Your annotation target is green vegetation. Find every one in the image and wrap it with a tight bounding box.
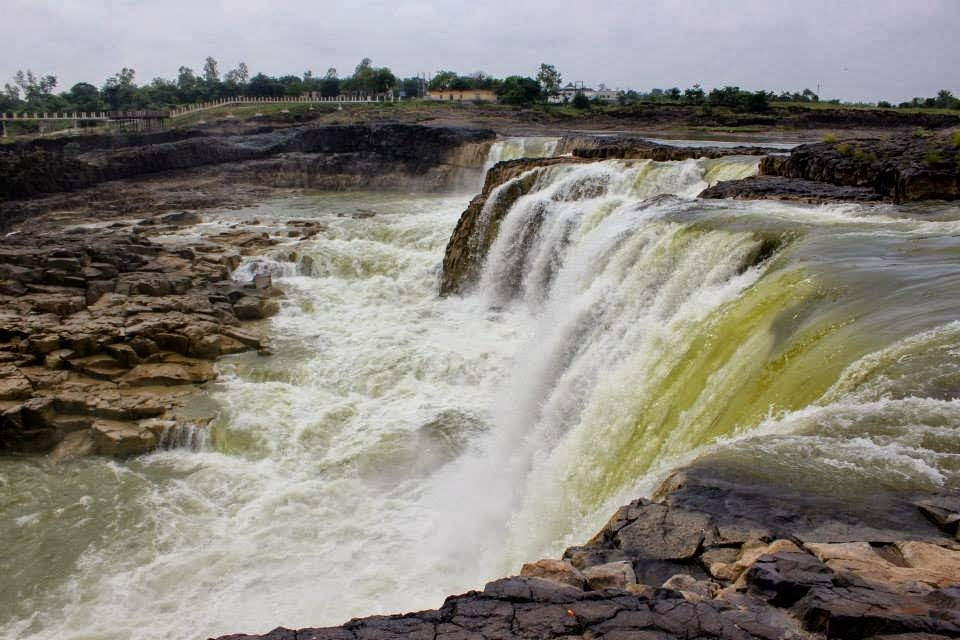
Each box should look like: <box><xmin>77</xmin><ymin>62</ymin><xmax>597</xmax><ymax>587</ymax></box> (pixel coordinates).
<box><xmin>836</xmin><ymin>143</ymin><xmax>852</xmax><ymax>156</ymax></box>
<box><xmin>1</xmin><ymin>57</ymin><xmax>956</xmax><ymax>123</ymax></box>
<box><xmin>496</xmin><ymin>76</ymin><xmax>542</xmax><ymax>106</ymax></box>
<box><xmin>913</xmin><ymin>127</ymin><xmax>932</xmax><ymax>138</ymax></box>
<box><xmin>571</xmin><ymin>92</ymin><xmax>591</xmax><ymax>109</ymax></box>
<box><xmin>823</xmin><ymin>133</ymin><xmax>838</xmax><ymax>143</ymax></box>
<box><xmin>0</xmin><ymin>57</ymin><xmax>402</xmax><ymax>115</ymax></box>
<box><xmin>950</xmin><ymin>131</ymin><xmax>960</xmax><ymax>148</ymax></box>
<box><xmin>853</xmin><ymin>149</ymin><xmax>877</xmax><ymax>163</ymax></box>
<box><xmin>925</xmin><ymin>150</ymin><xmax>943</xmax><ymax>166</ymax></box>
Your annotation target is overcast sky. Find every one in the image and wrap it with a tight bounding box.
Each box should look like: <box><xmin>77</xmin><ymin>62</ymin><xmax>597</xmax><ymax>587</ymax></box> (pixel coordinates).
<box><xmin>2</xmin><ymin>0</ymin><xmax>958</xmax><ymax>103</ymax></box>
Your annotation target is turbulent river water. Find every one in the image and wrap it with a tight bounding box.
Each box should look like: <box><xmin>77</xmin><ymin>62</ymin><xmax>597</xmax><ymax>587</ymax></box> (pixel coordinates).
<box><xmin>2</xmin><ymin>138</ymin><xmax>960</xmax><ymax>640</ymax></box>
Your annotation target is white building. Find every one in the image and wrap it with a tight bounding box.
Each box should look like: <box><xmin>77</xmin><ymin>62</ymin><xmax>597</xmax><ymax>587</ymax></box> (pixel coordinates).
<box><xmin>548</xmin><ymin>82</ymin><xmax>621</xmax><ymax>104</ymax></box>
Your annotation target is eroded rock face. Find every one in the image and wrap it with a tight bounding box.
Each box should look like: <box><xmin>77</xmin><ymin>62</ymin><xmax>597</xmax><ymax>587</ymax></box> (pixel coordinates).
<box><xmin>699</xmin><ymin>175</ymin><xmax>884</xmax><ymax>203</ymax></box>
<box><xmin>0</xmin><ymin>124</ymin><xmax>496</xmax><ymax>206</ymax></box>
<box><xmin>0</xmin><ymin>214</ymin><xmax>280</xmax><ymax>457</ymax></box>
<box><xmin>746</xmin><ymin>131</ymin><xmax>960</xmax><ymax>203</ymax></box>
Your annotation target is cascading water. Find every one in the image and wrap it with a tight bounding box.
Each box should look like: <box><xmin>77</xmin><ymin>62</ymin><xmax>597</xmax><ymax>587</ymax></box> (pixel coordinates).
<box><xmin>2</xmin><ymin>142</ymin><xmax>960</xmax><ymax>640</ymax></box>
<box><xmin>483</xmin><ymin>137</ymin><xmax>560</xmax><ymax>171</ymax></box>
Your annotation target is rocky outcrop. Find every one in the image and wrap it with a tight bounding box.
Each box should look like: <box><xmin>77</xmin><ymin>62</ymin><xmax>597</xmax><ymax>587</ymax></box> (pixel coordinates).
<box><xmin>0</xmin><ymin>124</ymin><xmax>495</xmax><ymax>208</ymax></box>
<box><xmin>702</xmin><ymin>131</ymin><xmax>960</xmax><ymax>203</ymax></box>
<box><xmin>760</xmin><ymin>133</ymin><xmax>960</xmax><ymax>202</ymax></box>
<box><xmin>560</xmin><ymin>135</ymin><xmax>780</xmax><ymax>161</ymax></box>
<box><xmin>0</xmin><ymin>214</ymin><xmax>290</xmax><ymax>457</ymax></box>
<box><xmin>215</xmin><ymin>464</ymin><xmax>960</xmax><ymax>640</ymax></box>
<box><xmin>698</xmin><ymin>175</ymin><xmax>883</xmax><ymax>203</ymax></box>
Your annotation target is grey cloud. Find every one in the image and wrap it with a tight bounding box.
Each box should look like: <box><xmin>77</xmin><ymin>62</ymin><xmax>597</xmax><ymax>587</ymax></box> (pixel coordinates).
<box><xmin>2</xmin><ymin>0</ymin><xmax>958</xmax><ymax>102</ymax></box>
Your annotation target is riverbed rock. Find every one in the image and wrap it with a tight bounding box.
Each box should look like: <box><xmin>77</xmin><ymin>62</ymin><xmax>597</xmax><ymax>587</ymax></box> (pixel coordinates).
<box><xmin>582</xmin><ymin>560</ymin><xmax>637</xmax><ymax>590</ymax></box>
<box><xmin>91</xmin><ymin>419</ymin><xmax>157</xmax><ymax>456</ymax></box>
<box><xmin>519</xmin><ymin>559</ymin><xmax>587</xmax><ymax>589</ymax></box>
<box><xmin>756</xmin><ymin>131</ymin><xmax>960</xmax><ymax>203</ymax></box>
<box><xmin>0</xmin><ymin>217</ymin><xmax>270</xmax><ymax>456</ymax></box>
<box><xmin>50</xmin><ymin>428</ymin><xmax>96</xmax><ymax>461</ymax></box>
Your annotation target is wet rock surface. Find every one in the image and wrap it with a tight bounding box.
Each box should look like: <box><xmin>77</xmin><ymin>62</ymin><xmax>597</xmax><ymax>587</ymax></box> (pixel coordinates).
<box><xmin>699</xmin><ymin>175</ymin><xmax>884</xmax><ymax>202</ymax></box>
<box><xmin>0</xmin><ymin>213</ymin><xmax>284</xmax><ymax>457</ymax></box>
<box><xmin>215</xmin><ymin>467</ymin><xmax>960</xmax><ymax>640</ymax></box>
<box><xmin>561</xmin><ymin>135</ymin><xmax>781</xmax><ymax>161</ymax></box>
<box><xmin>705</xmin><ymin>130</ymin><xmax>960</xmax><ymax>203</ymax></box>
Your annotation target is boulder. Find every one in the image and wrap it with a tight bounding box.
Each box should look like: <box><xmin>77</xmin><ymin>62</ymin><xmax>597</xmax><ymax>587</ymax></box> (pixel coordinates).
<box><xmin>91</xmin><ymin>420</ymin><xmax>157</xmax><ymax>456</ymax></box>
<box><xmin>519</xmin><ymin>559</ymin><xmax>587</xmax><ymax>589</ymax></box>
<box><xmin>0</xmin><ymin>366</ymin><xmax>32</xmax><ymax>400</ymax></box>
<box><xmin>661</xmin><ymin>573</ymin><xmax>721</xmax><ymax>601</ymax></box>
<box><xmin>51</xmin><ymin>428</ymin><xmax>96</xmax><ymax>461</ymax></box>
<box><xmin>120</xmin><ymin>362</ymin><xmax>215</xmax><ymax>386</ymax></box>
<box><xmin>582</xmin><ymin>560</ymin><xmax>637</xmax><ymax>591</ymax></box>
<box><xmin>157</xmin><ymin>210</ymin><xmax>201</xmax><ymax>226</ymax></box>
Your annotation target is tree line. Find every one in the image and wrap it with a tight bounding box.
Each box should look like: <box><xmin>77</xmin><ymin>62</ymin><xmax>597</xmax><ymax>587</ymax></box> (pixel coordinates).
<box><xmin>0</xmin><ymin>58</ymin><xmax>400</xmax><ymax>114</ymax></box>
<box><xmin>2</xmin><ymin>58</ymin><xmax>957</xmax><ymax>114</ymax></box>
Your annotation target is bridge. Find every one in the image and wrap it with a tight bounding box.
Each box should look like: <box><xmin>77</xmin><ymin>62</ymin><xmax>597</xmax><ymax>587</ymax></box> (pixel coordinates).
<box><xmin>1</xmin><ymin>95</ymin><xmax>398</xmax><ymax>137</ymax></box>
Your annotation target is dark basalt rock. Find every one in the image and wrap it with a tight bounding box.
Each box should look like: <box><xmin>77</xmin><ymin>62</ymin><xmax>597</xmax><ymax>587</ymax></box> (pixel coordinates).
<box><xmin>562</xmin><ymin>135</ymin><xmax>781</xmax><ymax>161</ymax></box>
<box><xmin>699</xmin><ymin>175</ymin><xmax>883</xmax><ymax>202</ymax></box>
<box><xmin>756</xmin><ymin>132</ymin><xmax>960</xmax><ymax>203</ymax></box>
<box><xmin>0</xmin><ymin>124</ymin><xmax>495</xmax><ymax>207</ymax></box>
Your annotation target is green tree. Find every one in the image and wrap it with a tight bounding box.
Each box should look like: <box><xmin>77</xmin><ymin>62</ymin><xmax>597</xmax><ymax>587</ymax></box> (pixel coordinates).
<box><xmin>683</xmin><ymin>85</ymin><xmax>705</xmax><ymax>104</ymax></box>
<box><xmin>176</xmin><ymin>66</ymin><xmax>201</xmax><ymax>102</ymax></box>
<box><xmin>497</xmin><ymin>76</ymin><xmax>541</xmax><ymax>106</ymax></box>
<box><xmin>248</xmin><ymin>73</ymin><xmax>282</xmax><ymax>97</ymax></box>
<box><xmin>224</xmin><ymin>62</ymin><xmax>249</xmax><ymax>85</ymax></box>
<box><xmin>571</xmin><ymin>91</ymin><xmax>591</xmax><ymax>109</ymax></box>
<box><xmin>102</xmin><ymin>68</ymin><xmax>138</xmax><ymax>110</ymax></box>
<box><xmin>67</xmin><ymin>82</ymin><xmax>102</xmax><ymax>111</ymax></box>
<box><xmin>428</xmin><ymin>70</ymin><xmax>459</xmax><ymax>91</ymax></box>
<box><xmin>536</xmin><ymin>63</ymin><xmax>562</xmax><ymax>99</ymax></box>
<box><xmin>203</xmin><ymin>57</ymin><xmax>220</xmax><ymax>84</ymax></box>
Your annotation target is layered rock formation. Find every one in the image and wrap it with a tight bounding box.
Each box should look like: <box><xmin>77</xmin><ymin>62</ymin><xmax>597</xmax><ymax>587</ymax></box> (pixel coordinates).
<box><xmin>0</xmin><ymin>213</ymin><xmax>297</xmax><ymax>458</ymax></box>
<box><xmin>704</xmin><ymin>130</ymin><xmax>960</xmax><ymax>203</ymax></box>
<box><xmin>0</xmin><ymin>123</ymin><xmax>495</xmax><ymax>207</ymax></box>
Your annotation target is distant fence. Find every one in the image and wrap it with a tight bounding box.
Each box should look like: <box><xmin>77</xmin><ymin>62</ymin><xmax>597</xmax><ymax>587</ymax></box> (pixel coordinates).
<box><xmin>169</xmin><ymin>95</ymin><xmax>397</xmax><ymax>118</ymax></box>
<box><xmin>1</xmin><ymin>95</ymin><xmax>398</xmax><ymax>137</ymax></box>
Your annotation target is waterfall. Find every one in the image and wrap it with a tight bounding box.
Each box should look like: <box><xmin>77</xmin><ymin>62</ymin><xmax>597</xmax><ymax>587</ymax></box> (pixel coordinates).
<box><xmin>460</xmin><ymin>156</ymin><xmax>960</xmax><ymax>561</ymax></box>
<box><xmin>483</xmin><ymin>137</ymin><xmax>561</xmax><ymax>171</ymax></box>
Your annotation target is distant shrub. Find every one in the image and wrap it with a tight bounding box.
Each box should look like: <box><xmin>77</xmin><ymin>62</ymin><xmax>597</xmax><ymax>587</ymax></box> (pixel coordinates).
<box><xmin>853</xmin><ymin>149</ymin><xmax>877</xmax><ymax>163</ymax></box>
<box><xmin>823</xmin><ymin>133</ymin><xmax>838</xmax><ymax>143</ymax></box>
<box><xmin>913</xmin><ymin>127</ymin><xmax>931</xmax><ymax>139</ymax></box>
<box><xmin>877</xmin><ymin>101</ymin><xmax>892</xmax><ymax>108</ymax></box>
<box><xmin>950</xmin><ymin>131</ymin><xmax>960</xmax><ymax>148</ymax></box>
<box><xmin>836</xmin><ymin>142</ymin><xmax>852</xmax><ymax>156</ymax></box>
<box><xmin>924</xmin><ymin>150</ymin><xmax>943</xmax><ymax>166</ymax></box>
<box><xmin>571</xmin><ymin>92</ymin><xmax>591</xmax><ymax>109</ymax></box>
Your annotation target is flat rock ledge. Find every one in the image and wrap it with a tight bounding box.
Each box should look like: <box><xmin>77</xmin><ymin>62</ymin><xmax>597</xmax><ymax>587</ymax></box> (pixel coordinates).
<box><xmin>213</xmin><ymin>467</ymin><xmax>960</xmax><ymax>640</ymax></box>
<box><xmin>699</xmin><ymin>175</ymin><xmax>883</xmax><ymax>203</ymax></box>
<box><xmin>702</xmin><ymin>129</ymin><xmax>960</xmax><ymax>203</ymax></box>
<box><xmin>0</xmin><ymin>211</ymin><xmax>309</xmax><ymax>458</ymax></box>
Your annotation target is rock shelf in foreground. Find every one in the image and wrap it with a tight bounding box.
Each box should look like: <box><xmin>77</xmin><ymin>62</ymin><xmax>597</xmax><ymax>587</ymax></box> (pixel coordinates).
<box><xmin>214</xmin><ymin>467</ymin><xmax>960</xmax><ymax>640</ymax></box>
